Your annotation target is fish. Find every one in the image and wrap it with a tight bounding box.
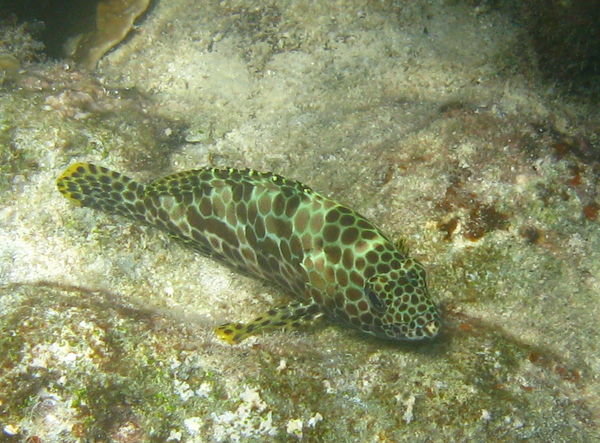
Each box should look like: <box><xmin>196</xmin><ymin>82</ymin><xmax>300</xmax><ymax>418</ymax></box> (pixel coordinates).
<box><xmin>57</xmin><ymin>162</ymin><xmax>441</xmax><ymax>343</ymax></box>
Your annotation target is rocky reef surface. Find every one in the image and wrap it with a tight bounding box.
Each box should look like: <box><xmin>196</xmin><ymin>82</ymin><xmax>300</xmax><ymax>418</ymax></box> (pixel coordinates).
<box><xmin>1</xmin><ymin>0</ymin><xmax>599</xmax><ymax>441</ymax></box>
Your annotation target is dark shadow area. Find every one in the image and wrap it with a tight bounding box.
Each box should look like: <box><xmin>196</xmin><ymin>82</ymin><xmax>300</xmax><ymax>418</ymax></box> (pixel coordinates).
<box><xmin>522</xmin><ymin>0</ymin><xmax>600</xmax><ymax>94</ymax></box>
<box><xmin>454</xmin><ymin>0</ymin><xmax>600</xmax><ymax>97</ymax></box>
<box><xmin>0</xmin><ymin>0</ymin><xmax>98</xmax><ymax>58</ymax></box>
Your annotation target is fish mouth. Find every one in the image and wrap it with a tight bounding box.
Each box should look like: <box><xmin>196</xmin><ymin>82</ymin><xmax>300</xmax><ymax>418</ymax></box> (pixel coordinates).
<box><xmin>381</xmin><ymin>319</ymin><xmax>441</xmax><ymax>342</ymax></box>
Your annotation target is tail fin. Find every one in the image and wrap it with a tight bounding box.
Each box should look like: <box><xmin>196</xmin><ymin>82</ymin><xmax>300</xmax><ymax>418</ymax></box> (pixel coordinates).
<box><xmin>57</xmin><ymin>162</ymin><xmax>148</xmax><ymax>221</ymax></box>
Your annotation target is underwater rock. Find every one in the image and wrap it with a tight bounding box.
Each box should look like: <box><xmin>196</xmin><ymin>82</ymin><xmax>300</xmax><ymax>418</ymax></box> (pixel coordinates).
<box><xmin>0</xmin><ymin>54</ymin><xmax>20</xmax><ymax>83</ymax></box>
<box><xmin>65</xmin><ymin>0</ymin><xmax>150</xmax><ymax>70</ymax></box>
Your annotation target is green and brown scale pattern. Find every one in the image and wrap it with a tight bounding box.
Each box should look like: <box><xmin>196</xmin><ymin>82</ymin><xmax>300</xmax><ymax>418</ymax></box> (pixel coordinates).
<box><xmin>57</xmin><ymin>162</ymin><xmax>440</xmax><ymax>343</ymax></box>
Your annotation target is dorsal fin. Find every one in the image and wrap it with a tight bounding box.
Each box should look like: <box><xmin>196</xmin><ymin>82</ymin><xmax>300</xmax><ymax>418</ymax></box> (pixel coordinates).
<box><xmin>146</xmin><ymin>167</ymin><xmax>316</xmax><ymax>197</ymax></box>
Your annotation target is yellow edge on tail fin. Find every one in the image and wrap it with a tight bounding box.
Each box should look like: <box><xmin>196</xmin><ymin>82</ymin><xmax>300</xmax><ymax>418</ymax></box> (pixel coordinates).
<box><xmin>215</xmin><ymin>323</ymin><xmax>246</xmax><ymax>344</ymax></box>
<box><xmin>56</xmin><ymin>162</ymin><xmax>93</xmax><ymax>206</ymax></box>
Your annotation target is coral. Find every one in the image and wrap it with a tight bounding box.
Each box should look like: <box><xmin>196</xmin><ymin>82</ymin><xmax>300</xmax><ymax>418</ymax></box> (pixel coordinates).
<box><xmin>66</xmin><ymin>0</ymin><xmax>150</xmax><ymax>70</ymax></box>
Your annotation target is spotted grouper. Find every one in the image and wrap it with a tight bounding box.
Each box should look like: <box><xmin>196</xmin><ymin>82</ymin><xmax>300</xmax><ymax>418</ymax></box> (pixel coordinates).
<box><xmin>57</xmin><ymin>162</ymin><xmax>441</xmax><ymax>343</ymax></box>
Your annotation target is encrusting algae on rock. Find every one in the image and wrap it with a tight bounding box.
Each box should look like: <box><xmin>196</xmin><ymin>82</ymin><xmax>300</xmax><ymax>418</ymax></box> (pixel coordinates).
<box><xmin>57</xmin><ymin>162</ymin><xmax>440</xmax><ymax>343</ymax></box>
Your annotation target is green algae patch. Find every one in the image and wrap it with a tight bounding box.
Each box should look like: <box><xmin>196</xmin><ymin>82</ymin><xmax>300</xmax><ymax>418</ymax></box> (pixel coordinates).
<box><xmin>66</xmin><ymin>0</ymin><xmax>150</xmax><ymax>70</ymax></box>
<box><xmin>0</xmin><ymin>282</ymin><xmax>228</xmax><ymax>441</ymax></box>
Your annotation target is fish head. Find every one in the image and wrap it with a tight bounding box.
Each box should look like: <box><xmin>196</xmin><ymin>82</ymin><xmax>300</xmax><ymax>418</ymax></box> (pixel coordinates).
<box><xmin>364</xmin><ymin>258</ymin><xmax>440</xmax><ymax>341</ymax></box>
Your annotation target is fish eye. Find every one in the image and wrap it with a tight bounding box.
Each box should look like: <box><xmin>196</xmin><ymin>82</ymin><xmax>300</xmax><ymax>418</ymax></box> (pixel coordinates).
<box><xmin>365</xmin><ymin>287</ymin><xmax>385</xmax><ymax>312</ymax></box>
<box><xmin>406</xmin><ymin>269</ymin><xmax>420</xmax><ymax>282</ymax></box>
